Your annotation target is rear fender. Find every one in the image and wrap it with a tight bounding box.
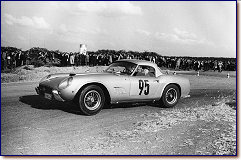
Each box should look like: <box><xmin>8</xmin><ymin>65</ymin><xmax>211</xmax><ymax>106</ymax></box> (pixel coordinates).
<box><xmin>156</xmin><ymin>75</ymin><xmax>189</xmax><ymax>99</ymax></box>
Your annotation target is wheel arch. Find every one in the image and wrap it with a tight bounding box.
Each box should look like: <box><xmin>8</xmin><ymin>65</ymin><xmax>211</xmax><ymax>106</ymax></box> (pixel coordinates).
<box><xmin>74</xmin><ymin>82</ymin><xmax>111</xmax><ymax>105</ymax></box>
<box><xmin>161</xmin><ymin>83</ymin><xmax>181</xmax><ymax>99</ymax></box>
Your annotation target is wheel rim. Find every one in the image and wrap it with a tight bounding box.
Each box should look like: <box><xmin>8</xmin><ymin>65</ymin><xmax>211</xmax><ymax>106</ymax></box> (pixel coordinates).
<box><xmin>165</xmin><ymin>88</ymin><xmax>177</xmax><ymax>105</ymax></box>
<box><xmin>84</xmin><ymin>90</ymin><xmax>101</xmax><ymax>111</ymax></box>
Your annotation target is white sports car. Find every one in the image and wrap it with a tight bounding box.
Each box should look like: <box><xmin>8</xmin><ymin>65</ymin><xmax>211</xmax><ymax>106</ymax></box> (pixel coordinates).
<box><xmin>36</xmin><ymin>59</ymin><xmax>190</xmax><ymax>115</ymax></box>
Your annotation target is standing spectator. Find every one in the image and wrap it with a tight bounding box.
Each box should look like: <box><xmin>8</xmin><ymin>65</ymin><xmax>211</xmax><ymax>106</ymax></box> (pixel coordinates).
<box><xmin>171</xmin><ymin>58</ymin><xmax>176</xmax><ymax>69</ymax></box>
<box><xmin>16</xmin><ymin>51</ymin><xmax>23</xmax><ymax>67</ymax></box>
<box><xmin>186</xmin><ymin>59</ymin><xmax>192</xmax><ymax>71</ymax></box>
<box><xmin>218</xmin><ymin>61</ymin><xmax>223</xmax><ymax>72</ymax></box>
<box><xmin>162</xmin><ymin>57</ymin><xmax>167</xmax><ymax>68</ymax></box>
<box><xmin>26</xmin><ymin>51</ymin><xmax>30</xmax><ymax>65</ymax></box>
<box><xmin>184</xmin><ymin>59</ymin><xmax>188</xmax><ymax>70</ymax></box>
<box><xmin>16</xmin><ymin>51</ymin><xmax>20</xmax><ymax>67</ymax></box>
<box><xmin>77</xmin><ymin>53</ymin><xmax>82</xmax><ymax>66</ymax></box>
<box><xmin>213</xmin><ymin>60</ymin><xmax>218</xmax><ymax>72</ymax></box>
<box><xmin>80</xmin><ymin>54</ymin><xmax>86</xmax><ymax>66</ymax></box>
<box><xmin>1</xmin><ymin>51</ymin><xmax>6</xmax><ymax>70</ymax></box>
<box><xmin>203</xmin><ymin>60</ymin><xmax>209</xmax><ymax>71</ymax></box>
<box><xmin>209</xmin><ymin>60</ymin><xmax>214</xmax><ymax>71</ymax></box>
<box><xmin>223</xmin><ymin>61</ymin><xmax>228</xmax><ymax>71</ymax></box>
<box><xmin>6</xmin><ymin>52</ymin><xmax>11</xmax><ymax>68</ymax></box>
<box><xmin>60</xmin><ymin>53</ymin><xmax>64</xmax><ymax>66</ymax></box>
<box><xmin>38</xmin><ymin>51</ymin><xmax>45</xmax><ymax>64</ymax></box>
<box><xmin>69</xmin><ymin>52</ymin><xmax>75</xmax><ymax>66</ymax></box>
<box><xmin>151</xmin><ymin>56</ymin><xmax>156</xmax><ymax>63</ymax></box>
<box><xmin>127</xmin><ymin>55</ymin><xmax>131</xmax><ymax>59</ymax></box>
<box><xmin>85</xmin><ymin>53</ymin><xmax>90</xmax><ymax>66</ymax></box>
<box><xmin>118</xmin><ymin>54</ymin><xmax>123</xmax><ymax>60</ymax></box>
<box><xmin>227</xmin><ymin>61</ymin><xmax>231</xmax><ymax>71</ymax></box>
<box><xmin>11</xmin><ymin>52</ymin><xmax>16</xmax><ymax>68</ymax></box>
<box><xmin>115</xmin><ymin>54</ymin><xmax>119</xmax><ymax>62</ymax></box>
<box><xmin>74</xmin><ymin>53</ymin><xmax>79</xmax><ymax>66</ymax></box>
<box><xmin>92</xmin><ymin>54</ymin><xmax>97</xmax><ymax>66</ymax></box>
<box><xmin>108</xmin><ymin>54</ymin><xmax>113</xmax><ymax>65</ymax></box>
<box><xmin>194</xmin><ymin>60</ymin><xmax>200</xmax><ymax>71</ymax></box>
<box><xmin>65</xmin><ymin>53</ymin><xmax>69</xmax><ymax>66</ymax></box>
<box><xmin>200</xmin><ymin>61</ymin><xmax>204</xmax><ymax>71</ymax></box>
<box><xmin>175</xmin><ymin>58</ymin><xmax>181</xmax><ymax>70</ymax></box>
<box><xmin>95</xmin><ymin>55</ymin><xmax>99</xmax><ymax>66</ymax></box>
<box><xmin>52</xmin><ymin>52</ymin><xmax>55</xmax><ymax>62</ymax></box>
<box><xmin>22</xmin><ymin>52</ymin><xmax>27</xmax><ymax>65</ymax></box>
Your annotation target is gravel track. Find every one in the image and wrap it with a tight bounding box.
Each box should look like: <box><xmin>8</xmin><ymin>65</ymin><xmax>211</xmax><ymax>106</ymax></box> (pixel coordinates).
<box><xmin>1</xmin><ymin>73</ymin><xmax>236</xmax><ymax>155</ymax></box>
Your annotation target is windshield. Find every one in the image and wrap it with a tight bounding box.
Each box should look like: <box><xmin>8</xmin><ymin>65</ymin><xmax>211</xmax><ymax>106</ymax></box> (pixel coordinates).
<box><xmin>105</xmin><ymin>61</ymin><xmax>137</xmax><ymax>75</ymax></box>
<box><xmin>158</xmin><ymin>67</ymin><xmax>165</xmax><ymax>74</ymax></box>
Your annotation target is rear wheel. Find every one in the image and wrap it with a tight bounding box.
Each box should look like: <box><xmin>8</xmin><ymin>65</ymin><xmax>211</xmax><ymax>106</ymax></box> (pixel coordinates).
<box><xmin>78</xmin><ymin>85</ymin><xmax>105</xmax><ymax>115</ymax></box>
<box><xmin>159</xmin><ymin>84</ymin><xmax>180</xmax><ymax>108</ymax></box>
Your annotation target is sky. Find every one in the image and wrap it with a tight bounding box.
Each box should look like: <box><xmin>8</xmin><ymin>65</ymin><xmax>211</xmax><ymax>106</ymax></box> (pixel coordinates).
<box><xmin>1</xmin><ymin>1</ymin><xmax>236</xmax><ymax>58</ymax></box>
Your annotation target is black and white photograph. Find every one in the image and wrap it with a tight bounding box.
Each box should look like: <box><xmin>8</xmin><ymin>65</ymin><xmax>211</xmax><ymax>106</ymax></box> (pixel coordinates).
<box><xmin>1</xmin><ymin>1</ymin><xmax>236</xmax><ymax>156</ymax></box>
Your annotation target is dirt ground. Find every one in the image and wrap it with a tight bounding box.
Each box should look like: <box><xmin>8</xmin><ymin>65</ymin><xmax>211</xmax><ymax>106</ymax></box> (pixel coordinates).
<box><xmin>1</xmin><ymin>68</ymin><xmax>236</xmax><ymax>155</ymax></box>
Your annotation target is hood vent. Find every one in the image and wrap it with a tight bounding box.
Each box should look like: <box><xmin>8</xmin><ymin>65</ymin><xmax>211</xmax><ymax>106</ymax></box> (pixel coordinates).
<box><xmin>69</xmin><ymin>73</ymin><xmax>76</xmax><ymax>76</ymax></box>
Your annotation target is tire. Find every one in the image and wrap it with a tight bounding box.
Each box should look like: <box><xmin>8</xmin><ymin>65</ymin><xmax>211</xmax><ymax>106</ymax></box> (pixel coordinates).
<box><xmin>159</xmin><ymin>84</ymin><xmax>180</xmax><ymax>108</ymax></box>
<box><xmin>78</xmin><ymin>85</ymin><xmax>105</xmax><ymax>115</ymax></box>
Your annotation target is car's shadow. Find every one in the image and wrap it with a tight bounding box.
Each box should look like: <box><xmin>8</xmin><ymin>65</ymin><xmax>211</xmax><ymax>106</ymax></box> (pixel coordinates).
<box><xmin>19</xmin><ymin>95</ymin><xmax>84</xmax><ymax>115</ymax></box>
<box><xmin>19</xmin><ymin>95</ymin><xmax>150</xmax><ymax>115</ymax></box>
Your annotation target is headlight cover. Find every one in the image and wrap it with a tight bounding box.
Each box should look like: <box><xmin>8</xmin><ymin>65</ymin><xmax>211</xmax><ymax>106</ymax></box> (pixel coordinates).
<box><xmin>58</xmin><ymin>77</ymin><xmax>73</xmax><ymax>90</ymax></box>
<box><xmin>40</xmin><ymin>74</ymin><xmax>51</xmax><ymax>83</ymax></box>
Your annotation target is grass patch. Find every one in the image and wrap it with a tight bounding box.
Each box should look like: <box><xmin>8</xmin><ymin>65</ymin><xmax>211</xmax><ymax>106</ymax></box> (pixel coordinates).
<box><xmin>1</xmin><ymin>66</ymin><xmax>108</xmax><ymax>83</ymax></box>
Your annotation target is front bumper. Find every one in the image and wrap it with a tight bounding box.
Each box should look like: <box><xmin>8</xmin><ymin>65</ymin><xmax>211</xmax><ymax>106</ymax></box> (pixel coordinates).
<box><xmin>181</xmin><ymin>94</ymin><xmax>191</xmax><ymax>99</ymax></box>
<box><xmin>35</xmin><ymin>86</ymin><xmax>65</xmax><ymax>102</ymax></box>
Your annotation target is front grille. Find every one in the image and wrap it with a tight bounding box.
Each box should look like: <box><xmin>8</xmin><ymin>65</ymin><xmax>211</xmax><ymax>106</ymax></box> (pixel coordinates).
<box><xmin>39</xmin><ymin>85</ymin><xmax>53</xmax><ymax>95</ymax></box>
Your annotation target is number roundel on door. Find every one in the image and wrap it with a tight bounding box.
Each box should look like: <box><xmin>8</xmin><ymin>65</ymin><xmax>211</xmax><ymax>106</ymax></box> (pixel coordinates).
<box><xmin>139</xmin><ymin>80</ymin><xmax>149</xmax><ymax>95</ymax></box>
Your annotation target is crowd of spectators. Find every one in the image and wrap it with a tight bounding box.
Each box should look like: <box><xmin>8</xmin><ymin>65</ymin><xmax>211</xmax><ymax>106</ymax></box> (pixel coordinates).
<box><xmin>1</xmin><ymin>47</ymin><xmax>236</xmax><ymax>72</ymax></box>
<box><xmin>1</xmin><ymin>49</ymin><xmax>29</xmax><ymax>70</ymax></box>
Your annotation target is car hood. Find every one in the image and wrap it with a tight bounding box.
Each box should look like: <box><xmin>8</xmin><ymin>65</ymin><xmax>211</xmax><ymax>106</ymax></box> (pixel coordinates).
<box><xmin>39</xmin><ymin>76</ymin><xmax>67</xmax><ymax>89</ymax></box>
<box><xmin>39</xmin><ymin>72</ymin><xmax>114</xmax><ymax>89</ymax></box>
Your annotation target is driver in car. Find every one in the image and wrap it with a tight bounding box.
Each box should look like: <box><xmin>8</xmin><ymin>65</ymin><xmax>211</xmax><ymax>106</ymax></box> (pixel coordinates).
<box><xmin>135</xmin><ymin>66</ymin><xmax>150</xmax><ymax>76</ymax></box>
<box><xmin>125</xmin><ymin>65</ymin><xmax>136</xmax><ymax>75</ymax></box>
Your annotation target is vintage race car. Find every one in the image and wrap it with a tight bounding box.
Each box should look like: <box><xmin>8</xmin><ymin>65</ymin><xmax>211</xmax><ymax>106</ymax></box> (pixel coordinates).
<box><xmin>36</xmin><ymin>59</ymin><xmax>190</xmax><ymax>115</ymax></box>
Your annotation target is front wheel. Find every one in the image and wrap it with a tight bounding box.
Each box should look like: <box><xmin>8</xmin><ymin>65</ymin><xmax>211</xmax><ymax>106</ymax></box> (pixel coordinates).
<box><xmin>159</xmin><ymin>84</ymin><xmax>180</xmax><ymax>108</ymax></box>
<box><xmin>78</xmin><ymin>85</ymin><xmax>105</xmax><ymax>115</ymax></box>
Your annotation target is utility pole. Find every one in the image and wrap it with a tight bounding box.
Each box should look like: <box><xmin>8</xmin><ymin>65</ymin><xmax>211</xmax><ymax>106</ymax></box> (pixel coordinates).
<box><xmin>29</xmin><ymin>32</ymin><xmax>31</xmax><ymax>50</ymax></box>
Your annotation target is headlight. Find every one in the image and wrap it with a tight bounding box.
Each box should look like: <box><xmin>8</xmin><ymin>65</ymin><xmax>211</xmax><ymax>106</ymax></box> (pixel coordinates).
<box><xmin>40</xmin><ymin>74</ymin><xmax>51</xmax><ymax>83</ymax></box>
<box><xmin>58</xmin><ymin>77</ymin><xmax>73</xmax><ymax>90</ymax></box>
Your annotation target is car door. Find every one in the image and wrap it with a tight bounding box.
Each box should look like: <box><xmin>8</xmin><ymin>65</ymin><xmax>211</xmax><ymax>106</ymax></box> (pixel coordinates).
<box><xmin>129</xmin><ymin>65</ymin><xmax>159</xmax><ymax>100</ymax></box>
<box><xmin>109</xmin><ymin>74</ymin><xmax>131</xmax><ymax>102</ymax></box>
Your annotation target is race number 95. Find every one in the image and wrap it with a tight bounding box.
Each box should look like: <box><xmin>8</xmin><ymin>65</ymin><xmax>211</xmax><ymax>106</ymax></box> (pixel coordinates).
<box><xmin>139</xmin><ymin>80</ymin><xmax>149</xmax><ymax>95</ymax></box>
